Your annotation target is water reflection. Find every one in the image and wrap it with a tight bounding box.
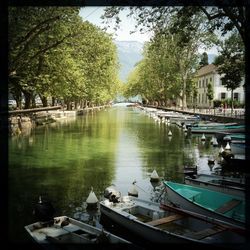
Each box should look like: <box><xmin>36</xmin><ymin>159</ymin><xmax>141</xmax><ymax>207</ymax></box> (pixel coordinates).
<box><xmin>8</xmin><ymin>106</ymin><xmax>243</xmax><ymax>243</ymax></box>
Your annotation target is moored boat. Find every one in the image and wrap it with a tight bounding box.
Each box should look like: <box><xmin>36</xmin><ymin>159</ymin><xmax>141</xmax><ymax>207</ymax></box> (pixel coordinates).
<box><xmin>189</xmin><ymin>124</ymin><xmax>245</xmax><ymax>134</ymax></box>
<box><xmin>163</xmin><ymin>181</ymin><xmax>245</xmax><ymax>228</ymax></box>
<box><xmin>184</xmin><ymin>174</ymin><xmax>245</xmax><ymax>197</ymax></box>
<box><xmin>223</xmin><ymin>133</ymin><xmax>245</xmax><ymax>142</ymax></box>
<box><xmin>230</xmin><ymin>140</ymin><xmax>246</xmax><ymax>155</ymax></box>
<box><xmin>100</xmin><ymin>195</ymin><xmax>245</xmax><ymax>246</ymax></box>
<box><xmin>24</xmin><ymin>215</ymin><xmax>131</xmax><ymax>246</ymax></box>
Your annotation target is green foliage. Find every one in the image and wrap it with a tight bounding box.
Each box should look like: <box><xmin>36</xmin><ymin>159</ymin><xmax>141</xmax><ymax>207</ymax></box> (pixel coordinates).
<box><xmin>213</xmin><ymin>99</ymin><xmax>222</xmax><ymax>108</ymax></box>
<box><xmin>199</xmin><ymin>52</ymin><xmax>209</xmax><ymax>68</ymax></box>
<box><xmin>206</xmin><ymin>82</ymin><xmax>214</xmax><ymax>109</ymax></box>
<box><xmin>102</xmin><ymin>6</ymin><xmax>246</xmax><ymax>45</ymax></box>
<box><xmin>8</xmin><ymin>7</ymin><xmax>120</xmax><ymax>109</ymax></box>
<box><xmin>103</xmin><ymin>6</ymin><xmax>220</xmax><ymax>108</ymax></box>
<box><xmin>215</xmin><ymin>32</ymin><xmax>244</xmax><ymax>111</ymax></box>
<box><xmin>207</xmin><ymin>82</ymin><xmax>214</xmax><ymax>101</ymax></box>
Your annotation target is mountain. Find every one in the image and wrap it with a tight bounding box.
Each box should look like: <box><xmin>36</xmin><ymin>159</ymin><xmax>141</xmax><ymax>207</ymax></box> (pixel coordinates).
<box><xmin>114</xmin><ymin>40</ymin><xmax>144</xmax><ymax>82</ymax></box>
<box><xmin>114</xmin><ymin>42</ymin><xmax>218</xmax><ymax>81</ymax></box>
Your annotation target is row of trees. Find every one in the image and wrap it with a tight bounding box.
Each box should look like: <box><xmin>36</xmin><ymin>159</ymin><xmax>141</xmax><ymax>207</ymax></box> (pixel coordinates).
<box><xmin>9</xmin><ymin>7</ymin><xmax>122</xmax><ymax>110</ymax></box>
<box><xmin>102</xmin><ymin>6</ymin><xmax>246</xmax><ymax>110</ymax></box>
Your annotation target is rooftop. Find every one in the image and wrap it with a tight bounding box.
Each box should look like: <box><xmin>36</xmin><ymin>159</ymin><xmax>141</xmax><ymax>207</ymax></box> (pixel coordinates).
<box><xmin>196</xmin><ymin>64</ymin><xmax>217</xmax><ymax>77</ymax></box>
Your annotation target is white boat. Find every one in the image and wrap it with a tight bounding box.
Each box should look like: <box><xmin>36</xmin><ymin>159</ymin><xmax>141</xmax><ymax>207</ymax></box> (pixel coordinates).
<box><xmin>184</xmin><ymin>174</ymin><xmax>245</xmax><ymax>197</ymax></box>
<box><xmin>24</xmin><ymin>215</ymin><xmax>131</xmax><ymax>246</ymax></box>
<box><xmin>100</xmin><ymin>195</ymin><xmax>245</xmax><ymax>246</ymax></box>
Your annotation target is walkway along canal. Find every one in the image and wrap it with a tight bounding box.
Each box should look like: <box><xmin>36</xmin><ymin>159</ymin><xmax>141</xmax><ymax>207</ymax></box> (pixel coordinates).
<box><xmin>8</xmin><ymin>104</ymin><xmax>246</xmax><ymax>244</ymax></box>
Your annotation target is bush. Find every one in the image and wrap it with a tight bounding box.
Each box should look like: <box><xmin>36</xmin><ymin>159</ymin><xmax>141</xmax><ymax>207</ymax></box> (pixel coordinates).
<box><xmin>213</xmin><ymin>98</ymin><xmax>244</xmax><ymax>108</ymax></box>
<box><xmin>213</xmin><ymin>99</ymin><xmax>222</xmax><ymax>108</ymax></box>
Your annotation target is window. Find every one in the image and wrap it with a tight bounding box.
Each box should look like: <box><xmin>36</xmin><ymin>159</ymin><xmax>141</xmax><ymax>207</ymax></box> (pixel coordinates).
<box><xmin>206</xmin><ymin>78</ymin><xmax>208</xmax><ymax>86</ymax></box>
<box><xmin>202</xmin><ymin>79</ymin><xmax>204</xmax><ymax>87</ymax></box>
<box><xmin>210</xmin><ymin>77</ymin><xmax>212</xmax><ymax>82</ymax></box>
<box><xmin>234</xmin><ymin>93</ymin><xmax>239</xmax><ymax>101</ymax></box>
<box><xmin>221</xmin><ymin>93</ymin><xmax>226</xmax><ymax>100</ymax></box>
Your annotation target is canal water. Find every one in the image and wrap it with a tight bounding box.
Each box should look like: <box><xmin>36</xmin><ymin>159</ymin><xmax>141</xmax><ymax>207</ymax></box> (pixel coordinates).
<box><xmin>8</xmin><ymin>105</ymin><xmax>239</xmax><ymax>244</ymax></box>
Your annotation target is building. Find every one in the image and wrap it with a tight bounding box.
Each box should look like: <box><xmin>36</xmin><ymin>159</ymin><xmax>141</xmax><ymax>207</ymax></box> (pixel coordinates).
<box><xmin>194</xmin><ymin>64</ymin><xmax>245</xmax><ymax>108</ymax></box>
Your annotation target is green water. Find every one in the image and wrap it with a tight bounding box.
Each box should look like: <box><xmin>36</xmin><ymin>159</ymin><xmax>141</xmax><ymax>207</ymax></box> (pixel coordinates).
<box><xmin>8</xmin><ymin>106</ymin><xmax>222</xmax><ymax>243</ymax></box>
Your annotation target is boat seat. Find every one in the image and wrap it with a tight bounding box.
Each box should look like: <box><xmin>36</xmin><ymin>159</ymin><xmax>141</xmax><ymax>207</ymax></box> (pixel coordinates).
<box><xmin>186</xmin><ymin>226</ymin><xmax>226</xmax><ymax>240</ymax></box>
<box><xmin>215</xmin><ymin>199</ymin><xmax>241</xmax><ymax>214</ymax></box>
<box><xmin>147</xmin><ymin>214</ymin><xmax>184</xmax><ymax>226</ymax></box>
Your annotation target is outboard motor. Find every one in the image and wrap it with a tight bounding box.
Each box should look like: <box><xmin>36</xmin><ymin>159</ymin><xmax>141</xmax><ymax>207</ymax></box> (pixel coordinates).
<box><xmin>34</xmin><ymin>196</ymin><xmax>55</xmax><ymax>222</ymax></box>
<box><xmin>104</xmin><ymin>185</ymin><xmax>121</xmax><ymax>203</ymax></box>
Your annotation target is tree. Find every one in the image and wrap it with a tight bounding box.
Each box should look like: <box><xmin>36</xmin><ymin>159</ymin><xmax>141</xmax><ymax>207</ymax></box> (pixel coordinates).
<box><xmin>199</xmin><ymin>52</ymin><xmax>209</xmax><ymax>69</ymax></box>
<box><xmin>8</xmin><ymin>7</ymin><xmax>120</xmax><ymax>109</ymax></box>
<box><xmin>207</xmin><ymin>82</ymin><xmax>214</xmax><ymax>111</ymax></box>
<box><xmin>102</xmin><ymin>6</ymin><xmax>247</xmax><ymax>45</ymax></box>
<box><xmin>8</xmin><ymin>7</ymin><xmax>82</xmax><ymax>108</ymax></box>
<box><xmin>102</xmin><ymin>6</ymin><xmax>217</xmax><ymax>109</ymax></box>
<box><xmin>214</xmin><ymin>32</ymin><xmax>245</xmax><ymax>114</ymax></box>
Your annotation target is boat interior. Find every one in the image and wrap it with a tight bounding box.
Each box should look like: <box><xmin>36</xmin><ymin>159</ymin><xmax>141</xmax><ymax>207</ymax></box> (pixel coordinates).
<box><xmin>27</xmin><ymin>219</ymin><xmax>113</xmax><ymax>244</ymax></box>
<box><xmin>119</xmin><ymin>202</ymin><xmax>245</xmax><ymax>243</ymax></box>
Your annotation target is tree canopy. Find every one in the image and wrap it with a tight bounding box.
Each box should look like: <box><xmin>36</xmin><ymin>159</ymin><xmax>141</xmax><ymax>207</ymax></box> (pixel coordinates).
<box><xmin>102</xmin><ymin>6</ymin><xmax>246</xmax><ymax>108</ymax></box>
<box><xmin>8</xmin><ymin>7</ymin><xmax>121</xmax><ymax>109</ymax></box>
<box><xmin>214</xmin><ymin>31</ymin><xmax>245</xmax><ymax>111</ymax></box>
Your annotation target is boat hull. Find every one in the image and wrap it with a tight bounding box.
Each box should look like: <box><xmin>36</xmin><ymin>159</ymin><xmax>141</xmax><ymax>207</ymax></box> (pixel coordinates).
<box><xmin>164</xmin><ymin>182</ymin><xmax>245</xmax><ymax>228</ymax></box>
<box><xmin>100</xmin><ymin>197</ymin><xmax>245</xmax><ymax>245</ymax></box>
<box><xmin>230</xmin><ymin>142</ymin><xmax>245</xmax><ymax>155</ymax></box>
<box><xmin>100</xmin><ymin>200</ymin><xmax>189</xmax><ymax>244</ymax></box>
<box><xmin>184</xmin><ymin>174</ymin><xmax>245</xmax><ymax>198</ymax></box>
<box><xmin>190</xmin><ymin>125</ymin><xmax>245</xmax><ymax>134</ymax></box>
<box><xmin>24</xmin><ymin>215</ymin><xmax>130</xmax><ymax>246</ymax></box>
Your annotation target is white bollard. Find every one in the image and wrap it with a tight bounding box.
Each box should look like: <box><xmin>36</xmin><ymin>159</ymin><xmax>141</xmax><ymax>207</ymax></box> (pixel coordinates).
<box><xmin>86</xmin><ymin>187</ymin><xmax>98</xmax><ymax>209</ymax></box>
<box><xmin>128</xmin><ymin>181</ymin><xmax>138</xmax><ymax>197</ymax></box>
<box><xmin>150</xmin><ymin>170</ymin><xmax>160</xmax><ymax>182</ymax></box>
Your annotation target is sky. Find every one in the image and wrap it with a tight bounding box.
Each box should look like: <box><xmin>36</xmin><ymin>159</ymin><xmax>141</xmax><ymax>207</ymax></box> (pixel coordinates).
<box><xmin>79</xmin><ymin>7</ymin><xmax>218</xmax><ymax>54</ymax></box>
<box><xmin>79</xmin><ymin>7</ymin><xmax>153</xmax><ymax>43</ymax></box>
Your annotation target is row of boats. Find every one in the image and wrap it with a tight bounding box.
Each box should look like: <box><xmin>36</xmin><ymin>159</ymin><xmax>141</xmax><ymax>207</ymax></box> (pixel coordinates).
<box><xmin>25</xmin><ymin>172</ymin><xmax>246</xmax><ymax>248</ymax></box>
<box><xmin>140</xmin><ymin>107</ymin><xmax>246</xmax><ymax>162</ymax></box>
<box><xmin>140</xmin><ymin>107</ymin><xmax>245</xmax><ymax>133</ymax></box>
<box><xmin>99</xmin><ymin>173</ymin><xmax>246</xmax><ymax>245</ymax></box>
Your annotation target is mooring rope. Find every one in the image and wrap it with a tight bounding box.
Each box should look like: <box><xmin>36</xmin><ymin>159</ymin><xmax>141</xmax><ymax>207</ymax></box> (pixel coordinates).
<box><xmin>134</xmin><ymin>183</ymin><xmax>150</xmax><ymax>194</ymax></box>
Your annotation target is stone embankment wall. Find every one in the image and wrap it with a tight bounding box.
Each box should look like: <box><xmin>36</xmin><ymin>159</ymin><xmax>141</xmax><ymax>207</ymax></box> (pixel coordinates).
<box><xmin>9</xmin><ymin>105</ymin><xmax>110</xmax><ymax>136</ymax></box>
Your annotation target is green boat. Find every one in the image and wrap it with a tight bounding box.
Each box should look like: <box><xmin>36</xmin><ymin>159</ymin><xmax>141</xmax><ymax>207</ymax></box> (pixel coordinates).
<box><xmin>223</xmin><ymin>133</ymin><xmax>245</xmax><ymax>142</ymax></box>
<box><xmin>163</xmin><ymin>181</ymin><xmax>245</xmax><ymax>228</ymax></box>
<box><xmin>215</xmin><ymin>132</ymin><xmax>245</xmax><ymax>142</ymax></box>
<box><xmin>189</xmin><ymin>124</ymin><xmax>245</xmax><ymax>134</ymax></box>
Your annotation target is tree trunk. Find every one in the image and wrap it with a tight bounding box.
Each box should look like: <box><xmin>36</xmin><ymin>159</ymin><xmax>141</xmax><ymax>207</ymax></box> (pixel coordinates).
<box><xmin>231</xmin><ymin>89</ymin><xmax>234</xmax><ymax>115</ymax></box>
<box><xmin>52</xmin><ymin>97</ymin><xmax>55</xmax><ymax>106</ymax></box>
<box><xmin>40</xmin><ymin>96</ymin><xmax>48</xmax><ymax>107</ymax></box>
<box><xmin>31</xmin><ymin>96</ymin><xmax>36</xmax><ymax>108</ymax></box>
<box><xmin>13</xmin><ymin>94</ymin><xmax>22</xmax><ymax>109</ymax></box>
<box><xmin>23</xmin><ymin>91</ymin><xmax>32</xmax><ymax>109</ymax></box>
<box><xmin>182</xmin><ymin>74</ymin><xmax>187</xmax><ymax>110</ymax></box>
<box><xmin>66</xmin><ymin>100</ymin><xmax>71</xmax><ymax>110</ymax></box>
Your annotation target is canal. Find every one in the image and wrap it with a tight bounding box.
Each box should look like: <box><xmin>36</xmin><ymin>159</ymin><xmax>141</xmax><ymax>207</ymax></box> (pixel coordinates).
<box><xmin>8</xmin><ymin>104</ymin><xmax>234</xmax><ymax>244</ymax></box>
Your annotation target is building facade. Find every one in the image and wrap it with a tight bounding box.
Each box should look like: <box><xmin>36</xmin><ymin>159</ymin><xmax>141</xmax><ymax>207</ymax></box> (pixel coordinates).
<box><xmin>194</xmin><ymin>64</ymin><xmax>245</xmax><ymax>108</ymax></box>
